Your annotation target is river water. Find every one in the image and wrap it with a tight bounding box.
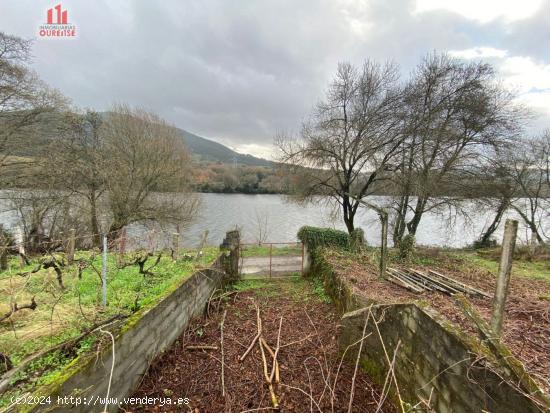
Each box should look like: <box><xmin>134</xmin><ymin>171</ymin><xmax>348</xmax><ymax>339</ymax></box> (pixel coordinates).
<box><xmin>0</xmin><ymin>192</ymin><xmax>541</xmax><ymax>249</ymax></box>
<box><xmin>142</xmin><ymin>193</ymin><xmax>538</xmax><ymax>248</ymax></box>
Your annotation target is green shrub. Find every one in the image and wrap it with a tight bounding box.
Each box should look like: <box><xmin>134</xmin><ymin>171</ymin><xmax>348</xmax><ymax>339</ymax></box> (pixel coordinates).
<box><xmin>297</xmin><ymin>226</ymin><xmax>350</xmax><ymax>252</ymax></box>
<box><xmin>349</xmin><ymin>228</ymin><xmax>365</xmax><ymax>252</ymax></box>
<box><xmin>398</xmin><ymin>234</ymin><xmax>416</xmax><ymax>259</ymax></box>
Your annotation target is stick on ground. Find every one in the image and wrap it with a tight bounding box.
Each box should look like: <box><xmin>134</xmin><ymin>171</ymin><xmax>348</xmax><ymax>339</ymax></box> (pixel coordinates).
<box><xmin>220</xmin><ymin>309</ymin><xmax>227</xmax><ymax>397</ymax></box>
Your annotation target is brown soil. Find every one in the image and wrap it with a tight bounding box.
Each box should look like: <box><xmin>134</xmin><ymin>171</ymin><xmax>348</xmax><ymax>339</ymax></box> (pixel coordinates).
<box><xmin>324</xmin><ymin>249</ymin><xmax>550</xmax><ymax>392</ymax></box>
<box><xmin>125</xmin><ymin>279</ymin><xmax>397</xmax><ymax>413</ymax></box>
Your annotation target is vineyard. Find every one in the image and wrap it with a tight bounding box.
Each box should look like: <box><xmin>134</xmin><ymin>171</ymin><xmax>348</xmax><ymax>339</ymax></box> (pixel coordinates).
<box><xmin>0</xmin><ymin>231</ymin><xmax>217</xmax><ymax>407</ymax></box>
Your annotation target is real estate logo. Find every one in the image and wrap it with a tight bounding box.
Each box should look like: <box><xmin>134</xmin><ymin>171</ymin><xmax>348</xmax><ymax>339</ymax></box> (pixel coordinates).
<box><xmin>38</xmin><ymin>4</ymin><xmax>77</xmax><ymax>38</ymax></box>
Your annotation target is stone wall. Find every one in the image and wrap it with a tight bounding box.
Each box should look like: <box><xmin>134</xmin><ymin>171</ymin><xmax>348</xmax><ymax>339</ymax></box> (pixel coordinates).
<box><xmin>341</xmin><ymin>304</ymin><xmax>547</xmax><ymax>413</ymax></box>
<box><xmin>14</xmin><ymin>234</ymin><xmax>240</xmax><ymax>413</ymax></box>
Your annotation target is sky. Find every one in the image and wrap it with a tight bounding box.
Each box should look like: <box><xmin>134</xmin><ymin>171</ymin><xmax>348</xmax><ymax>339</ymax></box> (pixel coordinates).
<box><xmin>1</xmin><ymin>0</ymin><xmax>549</xmax><ymax>159</ymax></box>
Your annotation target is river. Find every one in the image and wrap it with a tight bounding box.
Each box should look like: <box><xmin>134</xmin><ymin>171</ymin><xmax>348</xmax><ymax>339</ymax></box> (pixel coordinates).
<box><xmin>0</xmin><ymin>193</ymin><xmax>541</xmax><ymax>249</ymax></box>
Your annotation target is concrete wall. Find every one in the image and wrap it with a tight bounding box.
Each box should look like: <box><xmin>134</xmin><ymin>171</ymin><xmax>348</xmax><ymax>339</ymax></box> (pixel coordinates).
<box><xmin>15</xmin><ymin>235</ymin><xmax>240</xmax><ymax>413</ymax></box>
<box><xmin>341</xmin><ymin>304</ymin><xmax>547</xmax><ymax>413</ymax></box>
<box><xmin>301</xmin><ymin>243</ymin><xmax>549</xmax><ymax>413</ymax></box>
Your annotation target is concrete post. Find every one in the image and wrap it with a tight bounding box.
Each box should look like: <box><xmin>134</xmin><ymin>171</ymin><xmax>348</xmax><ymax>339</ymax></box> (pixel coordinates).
<box><xmin>220</xmin><ymin>230</ymin><xmax>240</xmax><ymax>281</ymax></box>
<box><xmin>172</xmin><ymin>232</ymin><xmax>179</xmax><ymax>261</ymax></box>
<box><xmin>490</xmin><ymin>219</ymin><xmax>518</xmax><ymax>336</ymax></box>
<box><xmin>67</xmin><ymin>228</ymin><xmax>75</xmax><ymax>264</ymax></box>
<box><xmin>379</xmin><ymin>212</ymin><xmax>388</xmax><ymax>280</ymax></box>
<box><xmin>102</xmin><ymin>234</ymin><xmax>108</xmax><ymax>308</ymax></box>
<box><xmin>17</xmin><ymin>226</ymin><xmax>26</xmax><ymax>267</ymax></box>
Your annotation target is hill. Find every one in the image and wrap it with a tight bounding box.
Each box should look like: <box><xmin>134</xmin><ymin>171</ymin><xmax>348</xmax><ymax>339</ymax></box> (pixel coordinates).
<box><xmin>1</xmin><ymin>110</ymin><xmax>273</xmax><ymax>167</ymax></box>
<box><xmin>177</xmin><ymin>128</ymin><xmax>272</xmax><ymax>167</ymax></box>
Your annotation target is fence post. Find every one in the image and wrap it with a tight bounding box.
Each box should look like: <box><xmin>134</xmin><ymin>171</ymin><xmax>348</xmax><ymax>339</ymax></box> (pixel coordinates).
<box><xmin>172</xmin><ymin>232</ymin><xmax>179</xmax><ymax>261</ymax></box>
<box><xmin>301</xmin><ymin>242</ymin><xmax>304</xmax><ymax>276</ymax></box>
<box><xmin>102</xmin><ymin>234</ymin><xmax>108</xmax><ymax>308</ymax></box>
<box><xmin>0</xmin><ymin>226</ymin><xmax>7</xmax><ymax>271</ymax></box>
<box><xmin>490</xmin><ymin>219</ymin><xmax>518</xmax><ymax>336</ymax></box>
<box><xmin>269</xmin><ymin>243</ymin><xmax>273</xmax><ymax>278</ymax></box>
<box><xmin>67</xmin><ymin>228</ymin><xmax>75</xmax><ymax>264</ymax></box>
<box><xmin>379</xmin><ymin>212</ymin><xmax>388</xmax><ymax>280</ymax></box>
<box><xmin>17</xmin><ymin>226</ymin><xmax>25</xmax><ymax>267</ymax></box>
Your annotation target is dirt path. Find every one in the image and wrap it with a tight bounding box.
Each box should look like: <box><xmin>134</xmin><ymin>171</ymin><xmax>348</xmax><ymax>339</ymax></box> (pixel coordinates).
<box><xmin>125</xmin><ymin>278</ymin><xmax>396</xmax><ymax>412</ymax></box>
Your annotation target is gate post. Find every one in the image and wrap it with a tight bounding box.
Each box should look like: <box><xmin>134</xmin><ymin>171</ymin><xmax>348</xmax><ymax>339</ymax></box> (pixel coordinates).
<box><xmin>220</xmin><ymin>230</ymin><xmax>241</xmax><ymax>281</ymax></box>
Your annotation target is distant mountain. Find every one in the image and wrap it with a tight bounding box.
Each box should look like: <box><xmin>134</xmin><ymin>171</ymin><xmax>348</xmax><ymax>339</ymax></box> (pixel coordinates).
<box><xmin>2</xmin><ymin>110</ymin><xmax>273</xmax><ymax>167</ymax></box>
<box><xmin>177</xmin><ymin>128</ymin><xmax>273</xmax><ymax>167</ymax></box>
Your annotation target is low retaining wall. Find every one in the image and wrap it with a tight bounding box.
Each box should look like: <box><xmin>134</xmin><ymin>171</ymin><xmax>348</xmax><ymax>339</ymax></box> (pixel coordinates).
<box><xmin>10</xmin><ymin>235</ymin><xmax>239</xmax><ymax>413</ymax></box>
<box><xmin>305</xmin><ymin>244</ymin><xmax>549</xmax><ymax>413</ymax></box>
<box><xmin>341</xmin><ymin>304</ymin><xmax>546</xmax><ymax>413</ymax></box>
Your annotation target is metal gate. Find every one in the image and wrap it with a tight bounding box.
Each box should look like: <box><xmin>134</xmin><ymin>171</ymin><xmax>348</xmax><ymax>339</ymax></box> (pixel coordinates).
<box><xmin>239</xmin><ymin>241</ymin><xmax>304</xmax><ymax>277</ymax></box>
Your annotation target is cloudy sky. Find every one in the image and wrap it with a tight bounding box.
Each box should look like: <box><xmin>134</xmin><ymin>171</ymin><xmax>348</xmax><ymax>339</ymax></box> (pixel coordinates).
<box><xmin>1</xmin><ymin>0</ymin><xmax>549</xmax><ymax>158</ymax></box>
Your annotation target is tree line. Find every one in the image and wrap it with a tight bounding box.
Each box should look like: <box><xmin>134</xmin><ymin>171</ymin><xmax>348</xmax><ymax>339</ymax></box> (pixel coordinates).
<box><xmin>0</xmin><ymin>32</ymin><xmax>198</xmax><ymax>250</ymax></box>
<box><xmin>277</xmin><ymin>54</ymin><xmax>549</xmax><ymax>247</ymax></box>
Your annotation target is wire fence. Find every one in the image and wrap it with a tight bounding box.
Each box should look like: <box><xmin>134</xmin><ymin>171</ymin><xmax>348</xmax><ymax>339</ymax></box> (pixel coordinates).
<box><xmin>0</xmin><ymin>227</ymin><xmax>218</xmax><ymax>373</ymax></box>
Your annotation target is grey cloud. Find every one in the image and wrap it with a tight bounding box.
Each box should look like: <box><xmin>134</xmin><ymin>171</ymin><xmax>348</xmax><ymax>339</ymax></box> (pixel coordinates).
<box><xmin>0</xmin><ymin>0</ymin><xmax>549</xmax><ymax>150</ymax></box>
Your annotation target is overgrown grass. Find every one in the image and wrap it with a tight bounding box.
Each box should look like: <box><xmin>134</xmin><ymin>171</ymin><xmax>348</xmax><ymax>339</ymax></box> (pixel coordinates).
<box><xmin>0</xmin><ymin>247</ymin><xmax>218</xmax><ymax>405</ymax></box>
<box><xmin>240</xmin><ymin>244</ymin><xmax>302</xmax><ymax>258</ymax></box>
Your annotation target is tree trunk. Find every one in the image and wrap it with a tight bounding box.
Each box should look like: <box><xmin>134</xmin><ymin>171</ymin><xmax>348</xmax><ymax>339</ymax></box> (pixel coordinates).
<box><xmin>512</xmin><ymin>206</ymin><xmax>545</xmax><ymax>245</ymax></box>
<box><xmin>343</xmin><ymin>211</ymin><xmax>355</xmax><ymax>234</ymax></box>
<box><xmin>406</xmin><ymin>195</ymin><xmax>428</xmax><ymax>236</ymax></box>
<box><xmin>342</xmin><ymin>194</ymin><xmax>355</xmax><ymax>234</ymax></box>
<box><xmin>392</xmin><ymin>194</ymin><xmax>409</xmax><ymax>245</ymax></box>
<box><xmin>478</xmin><ymin>198</ymin><xmax>509</xmax><ymax>247</ymax></box>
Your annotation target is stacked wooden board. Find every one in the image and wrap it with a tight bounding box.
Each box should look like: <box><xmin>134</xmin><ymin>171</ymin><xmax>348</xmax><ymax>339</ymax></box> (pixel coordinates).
<box><xmin>386</xmin><ymin>267</ymin><xmax>491</xmax><ymax>299</ymax></box>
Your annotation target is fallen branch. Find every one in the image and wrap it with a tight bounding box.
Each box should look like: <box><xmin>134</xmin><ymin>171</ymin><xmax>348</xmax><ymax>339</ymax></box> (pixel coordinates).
<box><xmin>185</xmin><ymin>345</ymin><xmax>218</xmax><ymax>351</ymax></box>
<box><xmin>240</xmin><ymin>303</ymin><xmax>262</xmax><ymax>361</ymax></box>
<box><xmin>269</xmin><ymin>317</ymin><xmax>283</xmax><ymax>384</ymax></box>
<box><xmin>261</xmin><ymin>338</ymin><xmax>280</xmax><ymax>384</ymax></box>
<box><xmin>220</xmin><ymin>309</ymin><xmax>227</xmax><ymax>397</ymax></box>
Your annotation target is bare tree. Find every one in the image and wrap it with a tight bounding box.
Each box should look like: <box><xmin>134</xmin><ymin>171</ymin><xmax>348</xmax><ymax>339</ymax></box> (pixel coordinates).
<box><xmin>100</xmin><ymin>105</ymin><xmax>200</xmax><ymax>236</ymax></box>
<box><xmin>253</xmin><ymin>208</ymin><xmax>269</xmax><ymax>245</ymax></box>
<box><xmin>474</xmin><ymin>162</ymin><xmax>515</xmax><ymax>247</ymax></box>
<box><xmin>0</xmin><ymin>31</ymin><xmax>66</xmax><ymax>185</ymax></box>
<box><xmin>45</xmin><ymin>110</ymin><xmax>105</xmax><ymax>246</ymax></box>
<box><xmin>507</xmin><ymin>133</ymin><xmax>550</xmax><ymax>245</ymax></box>
<box><xmin>277</xmin><ymin>61</ymin><xmax>404</xmax><ymax>233</ymax></box>
<box><xmin>390</xmin><ymin>53</ymin><xmax>525</xmax><ymax>244</ymax></box>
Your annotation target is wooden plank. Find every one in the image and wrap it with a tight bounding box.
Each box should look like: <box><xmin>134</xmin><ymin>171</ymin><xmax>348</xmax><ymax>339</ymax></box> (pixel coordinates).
<box><xmin>408</xmin><ymin>268</ymin><xmax>459</xmax><ymax>295</ymax></box>
<box><xmin>387</xmin><ymin>272</ymin><xmax>424</xmax><ymax>293</ymax></box>
<box><xmin>389</xmin><ymin>268</ymin><xmax>427</xmax><ymax>291</ymax></box>
<box><xmin>398</xmin><ymin>270</ymin><xmax>433</xmax><ymax>292</ymax></box>
<box><xmin>394</xmin><ymin>268</ymin><xmax>434</xmax><ymax>292</ymax></box>
<box><xmin>388</xmin><ymin>268</ymin><xmax>424</xmax><ymax>293</ymax></box>
<box><xmin>428</xmin><ymin>270</ymin><xmax>491</xmax><ymax>299</ymax></box>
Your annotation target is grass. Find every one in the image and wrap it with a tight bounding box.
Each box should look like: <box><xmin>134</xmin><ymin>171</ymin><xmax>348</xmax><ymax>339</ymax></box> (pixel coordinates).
<box><xmin>240</xmin><ymin>243</ymin><xmax>302</xmax><ymax>258</ymax></box>
<box><xmin>0</xmin><ymin>247</ymin><xmax>218</xmax><ymax>407</ymax></box>
<box><xmin>407</xmin><ymin>246</ymin><xmax>550</xmax><ymax>282</ymax></box>
<box><xmin>231</xmin><ymin>274</ymin><xmax>331</xmax><ymax>303</ymax></box>
<box><xmin>363</xmin><ymin>244</ymin><xmax>550</xmax><ymax>283</ymax></box>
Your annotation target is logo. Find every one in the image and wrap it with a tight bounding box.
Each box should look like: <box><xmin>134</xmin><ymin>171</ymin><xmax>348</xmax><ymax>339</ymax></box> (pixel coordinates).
<box><xmin>38</xmin><ymin>4</ymin><xmax>77</xmax><ymax>38</ymax></box>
